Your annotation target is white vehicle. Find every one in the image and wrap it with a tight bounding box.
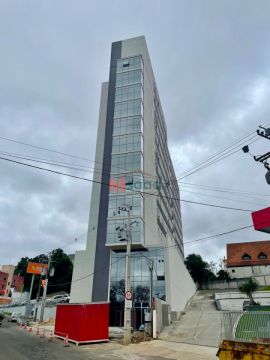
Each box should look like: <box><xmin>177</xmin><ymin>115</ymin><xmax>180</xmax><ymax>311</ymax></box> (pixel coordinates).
<box><xmin>9</xmin><ymin>312</ymin><xmax>22</xmax><ymax>322</ymax></box>
<box><xmin>46</xmin><ymin>294</ymin><xmax>70</xmax><ymax>305</ymax></box>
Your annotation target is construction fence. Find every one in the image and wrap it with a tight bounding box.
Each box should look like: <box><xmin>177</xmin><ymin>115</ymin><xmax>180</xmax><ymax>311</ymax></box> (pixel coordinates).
<box><xmin>222</xmin><ymin>311</ymin><xmax>270</xmax><ymax>344</ymax></box>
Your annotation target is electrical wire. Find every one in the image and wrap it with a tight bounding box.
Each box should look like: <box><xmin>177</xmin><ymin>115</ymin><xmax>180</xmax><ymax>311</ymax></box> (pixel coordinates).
<box><xmin>177</xmin><ymin>135</ymin><xmax>259</xmax><ymax>180</ymax></box>
<box><xmin>175</xmin><ymin>122</ymin><xmax>270</xmax><ymax>181</ymax></box>
<box><xmin>180</xmin><ymin>189</ymin><xmax>268</xmax><ymax>207</ymax></box>
<box><xmin>32</xmin><ymin>219</ymin><xmax>270</xmax><ymax>288</ymax></box>
<box><xmin>0</xmin><ymin>155</ymin><xmax>255</xmax><ymax>212</ymax></box>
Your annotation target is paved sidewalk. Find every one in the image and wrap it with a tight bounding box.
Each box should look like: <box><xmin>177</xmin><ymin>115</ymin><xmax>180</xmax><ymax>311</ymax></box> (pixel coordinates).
<box><xmin>160</xmin><ymin>291</ymin><xmax>223</xmax><ymax>347</ymax></box>
<box><xmin>79</xmin><ymin>340</ymin><xmax>217</xmax><ymax>360</ymax></box>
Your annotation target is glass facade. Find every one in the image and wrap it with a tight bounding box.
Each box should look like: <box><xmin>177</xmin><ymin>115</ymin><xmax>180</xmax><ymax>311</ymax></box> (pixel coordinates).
<box><xmin>110</xmin><ymin>248</ymin><xmax>166</xmax><ymax>303</ymax></box>
<box><xmin>116</xmin><ymin>69</ymin><xmax>143</xmax><ymax>87</ymax></box>
<box><xmin>106</xmin><ymin>55</ymin><xmax>144</xmax><ymax>247</ymax></box>
<box><xmin>113</xmin><ymin>116</ymin><xmax>143</xmax><ymax>136</ymax></box>
<box><xmin>112</xmin><ymin>133</ymin><xmax>143</xmax><ymax>154</ymax></box>
<box><xmin>106</xmin><ymin>218</ymin><xmax>144</xmax><ymax>245</ymax></box>
<box><xmin>115</xmin><ymin>84</ymin><xmax>143</xmax><ymax>103</ymax></box>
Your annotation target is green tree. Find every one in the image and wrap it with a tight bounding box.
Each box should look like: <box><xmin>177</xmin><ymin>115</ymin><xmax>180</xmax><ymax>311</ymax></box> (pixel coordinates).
<box><xmin>47</xmin><ymin>248</ymin><xmax>73</xmax><ymax>294</ymax></box>
<box><xmin>216</xmin><ymin>269</ymin><xmax>230</xmax><ymax>281</ymax></box>
<box><xmin>14</xmin><ymin>249</ymin><xmax>73</xmax><ymax>298</ymax></box>
<box><xmin>185</xmin><ymin>253</ymin><xmax>216</xmax><ymax>287</ymax></box>
<box><xmin>239</xmin><ymin>277</ymin><xmax>259</xmax><ymax>305</ymax></box>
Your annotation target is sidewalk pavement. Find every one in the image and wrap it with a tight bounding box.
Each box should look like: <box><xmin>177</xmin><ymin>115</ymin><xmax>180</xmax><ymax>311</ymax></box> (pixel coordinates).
<box><xmin>160</xmin><ymin>292</ymin><xmax>222</xmax><ymax>347</ymax></box>
<box><xmin>25</xmin><ymin>322</ymin><xmax>218</xmax><ymax>359</ymax></box>
<box><xmin>79</xmin><ymin>340</ymin><xmax>218</xmax><ymax>360</ymax></box>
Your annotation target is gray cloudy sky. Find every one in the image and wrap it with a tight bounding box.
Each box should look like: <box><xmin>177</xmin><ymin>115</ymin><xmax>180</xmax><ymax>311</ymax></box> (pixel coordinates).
<box><xmin>1</xmin><ymin>0</ymin><xmax>270</xmax><ymax>269</ymax></box>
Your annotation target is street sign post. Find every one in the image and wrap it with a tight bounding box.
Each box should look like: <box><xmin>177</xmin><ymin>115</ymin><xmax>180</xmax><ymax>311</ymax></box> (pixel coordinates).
<box><xmin>125</xmin><ymin>299</ymin><xmax>132</xmax><ymax>309</ymax></box>
<box><xmin>125</xmin><ymin>291</ymin><xmax>132</xmax><ymax>301</ymax></box>
<box><xmin>27</xmin><ymin>262</ymin><xmax>48</xmax><ymax>275</ymax></box>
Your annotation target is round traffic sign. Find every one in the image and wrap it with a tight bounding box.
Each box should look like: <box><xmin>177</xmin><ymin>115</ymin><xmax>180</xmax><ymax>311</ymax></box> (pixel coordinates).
<box><xmin>125</xmin><ymin>291</ymin><xmax>132</xmax><ymax>300</ymax></box>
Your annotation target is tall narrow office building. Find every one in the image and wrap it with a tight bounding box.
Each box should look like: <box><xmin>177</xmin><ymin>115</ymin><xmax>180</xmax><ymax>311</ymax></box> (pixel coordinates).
<box><xmin>70</xmin><ymin>36</ymin><xmax>195</xmax><ymax>320</ymax></box>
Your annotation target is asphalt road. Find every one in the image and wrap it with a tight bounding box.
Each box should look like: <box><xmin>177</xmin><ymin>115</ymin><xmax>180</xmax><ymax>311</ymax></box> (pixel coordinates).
<box><xmin>0</xmin><ymin>321</ymin><xmax>119</xmax><ymax>360</ymax></box>
<box><xmin>0</xmin><ymin>320</ymin><xmax>218</xmax><ymax>360</ymax></box>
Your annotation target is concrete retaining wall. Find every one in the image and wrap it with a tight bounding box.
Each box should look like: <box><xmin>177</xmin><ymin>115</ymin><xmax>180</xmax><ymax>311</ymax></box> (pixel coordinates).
<box><xmin>1</xmin><ymin>304</ymin><xmax>56</xmax><ymax>321</ymax></box>
<box><xmin>215</xmin><ymin>291</ymin><xmax>270</xmax><ymax>311</ymax></box>
<box><xmin>203</xmin><ymin>275</ymin><xmax>270</xmax><ymax>290</ymax></box>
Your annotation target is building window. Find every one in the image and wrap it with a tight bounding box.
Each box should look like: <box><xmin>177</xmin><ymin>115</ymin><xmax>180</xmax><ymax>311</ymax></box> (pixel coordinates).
<box><xmin>114</xmin><ymin>99</ymin><xmax>143</xmax><ymax>118</ymax></box>
<box><xmin>110</xmin><ymin>247</ymin><xmax>165</xmax><ymax>304</ymax></box>
<box><xmin>116</xmin><ymin>56</ymin><xmax>143</xmax><ymax>73</ymax></box>
<box><xmin>111</xmin><ymin>151</ymin><xmax>143</xmax><ymax>174</ymax></box>
<box><xmin>113</xmin><ymin>116</ymin><xmax>143</xmax><ymax>136</ymax></box>
<box><xmin>116</xmin><ymin>69</ymin><xmax>143</xmax><ymax>87</ymax></box>
<box><xmin>106</xmin><ymin>217</ymin><xmax>144</xmax><ymax>245</ymax></box>
<box><xmin>242</xmin><ymin>253</ymin><xmax>252</xmax><ymax>260</ymax></box>
<box><xmin>115</xmin><ymin>84</ymin><xmax>143</xmax><ymax>103</ymax></box>
<box><xmin>123</xmin><ymin>60</ymin><xmax>129</xmax><ymax>67</ymax></box>
<box><xmin>112</xmin><ymin>133</ymin><xmax>143</xmax><ymax>154</ymax></box>
<box><xmin>258</xmin><ymin>252</ymin><xmax>267</xmax><ymax>260</ymax></box>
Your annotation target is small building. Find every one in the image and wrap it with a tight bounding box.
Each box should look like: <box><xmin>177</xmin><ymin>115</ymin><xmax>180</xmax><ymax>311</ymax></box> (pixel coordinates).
<box><xmin>225</xmin><ymin>241</ymin><xmax>270</xmax><ymax>278</ymax></box>
<box><xmin>0</xmin><ymin>265</ymin><xmax>24</xmax><ymax>296</ymax></box>
<box><xmin>11</xmin><ymin>274</ymin><xmax>24</xmax><ymax>292</ymax></box>
<box><xmin>0</xmin><ymin>271</ymin><xmax>8</xmax><ymax>296</ymax></box>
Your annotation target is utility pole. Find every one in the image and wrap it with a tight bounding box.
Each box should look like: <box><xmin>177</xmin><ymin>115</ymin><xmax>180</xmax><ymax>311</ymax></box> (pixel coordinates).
<box><xmin>115</xmin><ymin>205</ymin><xmax>136</xmax><ymax>345</ymax></box>
<box><xmin>39</xmin><ymin>253</ymin><xmax>52</xmax><ymax>323</ymax></box>
<box><xmin>124</xmin><ymin>206</ymin><xmax>132</xmax><ymax>345</ymax></box>
<box><xmin>243</xmin><ymin>125</ymin><xmax>270</xmax><ymax>184</ymax></box>
<box><xmin>34</xmin><ymin>278</ymin><xmax>41</xmax><ymax>322</ymax></box>
<box><xmin>148</xmin><ymin>258</ymin><xmax>154</xmax><ymax>337</ymax></box>
<box><xmin>28</xmin><ymin>274</ymin><xmax>35</xmax><ymax>304</ymax></box>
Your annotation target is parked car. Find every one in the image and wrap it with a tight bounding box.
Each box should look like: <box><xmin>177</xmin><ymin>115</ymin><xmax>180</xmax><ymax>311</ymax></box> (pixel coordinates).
<box><xmin>9</xmin><ymin>312</ymin><xmax>22</xmax><ymax>322</ymax></box>
<box><xmin>46</xmin><ymin>294</ymin><xmax>70</xmax><ymax>305</ymax></box>
<box><xmin>243</xmin><ymin>300</ymin><xmax>251</xmax><ymax>311</ymax></box>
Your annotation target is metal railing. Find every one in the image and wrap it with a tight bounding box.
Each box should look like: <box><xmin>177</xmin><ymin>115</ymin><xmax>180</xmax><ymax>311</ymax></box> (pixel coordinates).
<box><xmin>223</xmin><ymin>311</ymin><xmax>270</xmax><ymax>343</ymax></box>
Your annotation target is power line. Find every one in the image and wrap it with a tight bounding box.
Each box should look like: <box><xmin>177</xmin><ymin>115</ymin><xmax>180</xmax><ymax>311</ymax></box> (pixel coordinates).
<box><xmin>0</xmin><ymin>155</ymin><xmax>255</xmax><ymax>212</ymax></box>
<box><xmin>175</xmin><ymin>122</ymin><xmax>270</xmax><ymax>181</ymax></box>
<box><xmin>176</xmin><ymin>128</ymin><xmax>259</xmax><ymax>180</ymax></box>
<box><xmin>2</xmin><ymin>148</ymin><xmax>266</xmax><ymax>209</ymax></box>
<box><xmin>184</xmin><ymin>224</ymin><xmax>256</xmax><ymax>245</ymax></box>
<box><xmin>180</xmin><ymin>189</ymin><xmax>268</xmax><ymax>207</ymax></box>
<box><xmin>1</xmin><ymin>148</ymin><xmax>266</xmax><ymax>208</ymax></box>
<box><xmin>38</xmin><ymin>219</ymin><xmax>270</xmax><ymax>287</ymax></box>
<box><xmin>180</xmin><ymin>181</ymin><xmax>270</xmax><ymax>198</ymax></box>
<box><xmin>0</xmin><ymin>135</ymin><xmax>157</xmax><ymax>180</ymax></box>
<box><xmin>177</xmin><ymin>135</ymin><xmax>259</xmax><ymax>180</ymax></box>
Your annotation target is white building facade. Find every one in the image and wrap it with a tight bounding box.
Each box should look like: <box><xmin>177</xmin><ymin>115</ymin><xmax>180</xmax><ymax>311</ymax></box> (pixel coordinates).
<box><xmin>70</xmin><ymin>36</ymin><xmax>195</xmax><ymax>321</ymax></box>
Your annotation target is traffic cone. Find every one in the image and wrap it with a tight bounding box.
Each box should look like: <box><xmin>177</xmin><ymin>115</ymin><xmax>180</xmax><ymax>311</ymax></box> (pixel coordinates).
<box><xmin>64</xmin><ymin>334</ymin><xmax>70</xmax><ymax>347</ymax></box>
<box><xmin>28</xmin><ymin>327</ymin><xmax>32</xmax><ymax>333</ymax></box>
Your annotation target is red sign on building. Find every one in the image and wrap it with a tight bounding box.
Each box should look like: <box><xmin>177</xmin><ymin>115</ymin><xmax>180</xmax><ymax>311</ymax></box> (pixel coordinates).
<box><xmin>251</xmin><ymin>207</ymin><xmax>270</xmax><ymax>234</ymax></box>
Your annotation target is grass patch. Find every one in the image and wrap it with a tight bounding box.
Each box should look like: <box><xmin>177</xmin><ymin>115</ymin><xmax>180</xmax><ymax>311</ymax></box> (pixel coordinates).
<box><xmin>261</xmin><ymin>286</ymin><xmax>270</xmax><ymax>291</ymax></box>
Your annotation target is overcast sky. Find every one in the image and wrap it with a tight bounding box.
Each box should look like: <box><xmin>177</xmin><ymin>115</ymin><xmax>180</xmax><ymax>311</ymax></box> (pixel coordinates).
<box><xmin>0</xmin><ymin>0</ymin><xmax>270</xmax><ymax>270</ymax></box>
